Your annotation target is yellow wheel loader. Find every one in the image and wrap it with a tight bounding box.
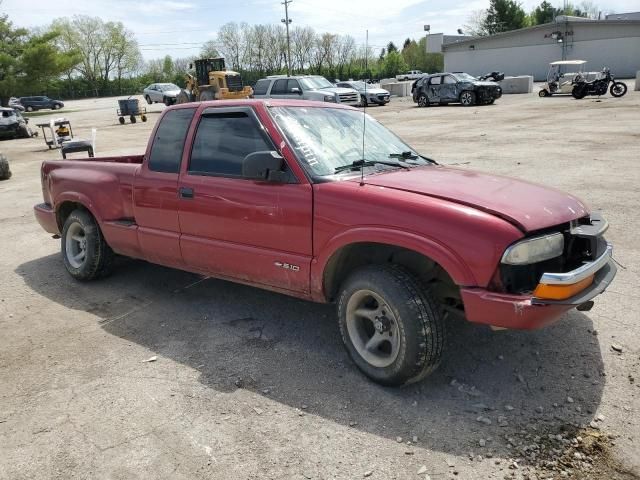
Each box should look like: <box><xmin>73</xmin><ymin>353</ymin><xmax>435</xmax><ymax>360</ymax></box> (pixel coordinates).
<box><xmin>176</xmin><ymin>57</ymin><xmax>253</xmax><ymax>103</ymax></box>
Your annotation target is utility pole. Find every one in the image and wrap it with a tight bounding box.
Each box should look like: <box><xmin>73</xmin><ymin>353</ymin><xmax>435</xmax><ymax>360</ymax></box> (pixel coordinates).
<box><xmin>281</xmin><ymin>0</ymin><xmax>293</xmax><ymax>76</ymax></box>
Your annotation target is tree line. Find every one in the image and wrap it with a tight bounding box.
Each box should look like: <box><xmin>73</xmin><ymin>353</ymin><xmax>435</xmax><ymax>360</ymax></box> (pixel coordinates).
<box><xmin>465</xmin><ymin>0</ymin><xmax>606</xmax><ymax>36</ymax></box>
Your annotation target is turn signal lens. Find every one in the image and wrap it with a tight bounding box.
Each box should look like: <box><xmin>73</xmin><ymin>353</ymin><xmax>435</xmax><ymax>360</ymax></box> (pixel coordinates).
<box><xmin>533</xmin><ymin>275</ymin><xmax>594</xmax><ymax>300</ymax></box>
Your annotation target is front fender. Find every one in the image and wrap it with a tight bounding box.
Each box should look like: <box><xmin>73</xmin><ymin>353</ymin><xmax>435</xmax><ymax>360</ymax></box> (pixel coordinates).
<box><xmin>310</xmin><ymin>226</ymin><xmax>477</xmax><ymax>302</ymax></box>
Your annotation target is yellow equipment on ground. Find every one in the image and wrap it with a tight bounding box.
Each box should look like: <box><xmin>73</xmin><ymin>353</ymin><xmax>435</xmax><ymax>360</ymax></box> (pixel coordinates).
<box><xmin>176</xmin><ymin>57</ymin><xmax>253</xmax><ymax>103</ymax></box>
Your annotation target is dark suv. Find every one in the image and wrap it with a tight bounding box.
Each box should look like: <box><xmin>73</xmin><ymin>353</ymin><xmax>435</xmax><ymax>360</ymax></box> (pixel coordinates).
<box><xmin>412</xmin><ymin>73</ymin><xmax>502</xmax><ymax>107</ymax></box>
<box><xmin>19</xmin><ymin>96</ymin><xmax>64</xmax><ymax>112</ymax></box>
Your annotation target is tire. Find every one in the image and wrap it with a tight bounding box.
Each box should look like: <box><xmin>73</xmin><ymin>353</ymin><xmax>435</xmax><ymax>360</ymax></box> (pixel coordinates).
<box><xmin>118</xmin><ymin>116</ymin><xmax>125</xmax><ymax>125</ymax></box>
<box><xmin>572</xmin><ymin>85</ymin><xmax>586</xmax><ymax>99</ymax></box>
<box><xmin>145</xmin><ymin>95</ymin><xmax>152</xmax><ymax>105</ymax></box>
<box><xmin>0</xmin><ymin>154</ymin><xmax>12</xmax><ymax>181</ymax></box>
<box><xmin>199</xmin><ymin>89</ymin><xmax>216</xmax><ymax>101</ymax></box>
<box><xmin>460</xmin><ymin>90</ymin><xmax>475</xmax><ymax>106</ymax></box>
<box><xmin>538</xmin><ymin>89</ymin><xmax>550</xmax><ymax>98</ymax></box>
<box><xmin>337</xmin><ymin>265</ymin><xmax>445</xmax><ymax>386</ymax></box>
<box><xmin>417</xmin><ymin>94</ymin><xmax>429</xmax><ymax>108</ymax></box>
<box><xmin>130</xmin><ymin>115</ymin><xmax>137</xmax><ymax>124</ymax></box>
<box><xmin>61</xmin><ymin>209</ymin><xmax>114</xmax><ymax>281</ymax></box>
<box><xmin>52</xmin><ymin>104</ymin><xmax>60</xmax><ymax>110</ymax></box>
<box><xmin>610</xmin><ymin>82</ymin><xmax>627</xmax><ymax>98</ymax></box>
<box><xmin>26</xmin><ymin>106</ymin><xmax>34</xmax><ymax>112</ymax></box>
<box><xmin>360</xmin><ymin>95</ymin><xmax>368</xmax><ymax>107</ymax></box>
<box><xmin>141</xmin><ymin>115</ymin><xmax>147</xmax><ymax>122</ymax></box>
<box><xmin>163</xmin><ymin>96</ymin><xmax>173</xmax><ymax>106</ymax></box>
<box><xmin>176</xmin><ymin>89</ymin><xmax>194</xmax><ymax>104</ymax></box>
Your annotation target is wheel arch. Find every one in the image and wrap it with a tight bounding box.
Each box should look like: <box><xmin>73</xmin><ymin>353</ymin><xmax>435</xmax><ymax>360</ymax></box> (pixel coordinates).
<box><xmin>55</xmin><ymin>196</ymin><xmax>96</xmax><ymax>231</ymax></box>
<box><xmin>314</xmin><ymin>230</ymin><xmax>475</xmax><ymax>305</ymax></box>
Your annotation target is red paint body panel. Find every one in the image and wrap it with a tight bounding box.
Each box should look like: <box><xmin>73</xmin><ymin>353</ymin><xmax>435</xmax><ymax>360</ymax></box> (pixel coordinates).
<box><xmin>460</xmin><ymin>288</ymin><xmax>572</xmax><ymax>330</ymax></box>
<box><xmin>34</xmin><ymin>99</ymin><xmax>599</xmax><ymax>330</ymax></box>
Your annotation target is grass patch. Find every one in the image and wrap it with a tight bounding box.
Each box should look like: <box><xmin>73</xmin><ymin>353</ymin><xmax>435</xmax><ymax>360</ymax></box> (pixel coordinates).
<box><xmin>24</xmin><ymin>109</ymin><xmax>80</xmax><ymax>118</ymax></box>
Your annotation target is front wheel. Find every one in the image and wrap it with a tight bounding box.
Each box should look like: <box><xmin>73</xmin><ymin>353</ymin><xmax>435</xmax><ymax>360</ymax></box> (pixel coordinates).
<box><xmin>145</xmin><ymin>95</ymin><xmax>152</xmax><ymax>105</ymax></box>
<box><xmin>460</xmin><ymin>91</ymin><xmax>475</xmax><ymax>106</ymax></box>
<box><xmin>26</xmin><ymin>106</ymin><xmax>34</xmax><ymax>112</ymax></box>
<box><xmin>337</xmin><ymin>266</ymin><xmax>445</xmax><ymax>386</ymax></box>
<box><xmin>62</xmin><ymin>209</ymin><xmax>114</xmax><ymax>281</ymax></box>
<box><xmin>539</xmin><ymin>89</ymin><xmax>550</xmax><ymax>97</ymax></box>
<box><xmin>610</xmin><ymin>82</ymin><xmax>627</xmax><ymax>98</ymax></box>
<box><xmin>163</xmin><ymin>96</ymin><xmax>173</xmax><ymax>106</ymax></box>
<box><xmin>417</xmin><ymin>94</ymin><xmax>429</xmax><ymax>108</ymax></box>
<box><xmin>572</xmin><ymin>85</ymin><xmax>586</xmax><ymax>99</ymax></box>
<box><xmin>360</xmin><ymin>95</ymin><xmax>368</xmax><ymax>107</ymax></box>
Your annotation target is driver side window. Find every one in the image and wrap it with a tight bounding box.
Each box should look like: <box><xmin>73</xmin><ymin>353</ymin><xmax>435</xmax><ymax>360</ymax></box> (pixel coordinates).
<box><xmin>429</xmin><ymin>76</ymin><xmax>441</xmax><ymax>86</ymax></box>
<box><xmin>188</xmin><ymin>111</ymin><xmax>274</xmax><ymax>177</ymax></box>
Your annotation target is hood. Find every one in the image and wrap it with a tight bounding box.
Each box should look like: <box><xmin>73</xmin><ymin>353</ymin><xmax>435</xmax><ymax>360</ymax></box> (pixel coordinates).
<box><xmin>356</xmin><ymin>166</ymin><xmax>588</xmax><ymax>232</ymax></box>
<box><xmin>318</xmin><ymin>87</ymin><xmax>357</xmax><ymax>95</ymax></box>
<box><xmin>363</xmin><ymin>88</ymin><xmax>389</xmax><ymax>95</ymax></box>
<box><xmin>472</xmin><ymin>81</ymin><xmax>500</xmax><ymax>87</ymax></box>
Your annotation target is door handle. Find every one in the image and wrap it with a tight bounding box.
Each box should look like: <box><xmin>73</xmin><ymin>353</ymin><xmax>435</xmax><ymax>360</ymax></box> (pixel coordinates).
<box><xmin>179</xmin><ymin>187</ymin><xmax>194</xmax><ymax>199</ymax></box>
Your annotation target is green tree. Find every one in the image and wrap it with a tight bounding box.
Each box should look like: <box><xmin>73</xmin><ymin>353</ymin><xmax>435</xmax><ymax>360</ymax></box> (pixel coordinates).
<box><xmin>381</xmin><ymin>50</ymin><xmax>407</xmax><ymax>77</ymax></box>
<box><xmin>386</xmin><ymin>41</ymin><xmax>398</xmax><ymax>53</ymax></box>
<box><xmin>0</xmin><ymin>14</ymin><xmax>76</xmax><ymax>105</ymax></box>
<box><xmin>531</xmin><ymin>0</ymin><xmax>556</xmax><ymax>24</ymax></box>
<box><xmin>483</xmin><ymin>0</ymin><xmax>527</xmax><ymax>34</ymax></box>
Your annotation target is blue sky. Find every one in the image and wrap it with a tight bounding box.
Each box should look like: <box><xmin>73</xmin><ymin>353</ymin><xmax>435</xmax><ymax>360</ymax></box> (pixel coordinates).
<box><xmin>2</xmin><ymin>0</ymin><xmax>637</xmax><ymax>59</ymax></box>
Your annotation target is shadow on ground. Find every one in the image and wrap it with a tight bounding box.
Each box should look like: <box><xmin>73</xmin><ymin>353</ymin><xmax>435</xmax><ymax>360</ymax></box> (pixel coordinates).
<box><xmin>16</xmin><ymin>253</ymin><xmax>605</xmax><ymax>457</ymax></box>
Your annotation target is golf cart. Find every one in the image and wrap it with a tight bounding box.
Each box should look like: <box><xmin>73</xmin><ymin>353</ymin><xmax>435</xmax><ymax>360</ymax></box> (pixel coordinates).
<box><xmin>539</xmin><ymin>60</ymin><xmax>587</xmax><ymax>97</ymax></box>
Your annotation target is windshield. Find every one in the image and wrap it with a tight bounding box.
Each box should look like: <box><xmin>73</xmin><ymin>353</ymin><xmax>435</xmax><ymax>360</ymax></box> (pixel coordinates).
<box><xmin>160</xmin><ymin>83</ymin><xmax>179</xmax><ymax>91</ymax></box>
<box><xmin>299</xmin><ymin>77</ymin><xmax>334</xmax><ymax>90</ymax></box>
<box><xmin>453</xmin><ymin>73</ymin><xmax>477</xmax><ymax>82</ymax></box>
<box><xmin>271</xmin><ymin>106</ymin><xmax>428</xmax><ymax>177</ymax></box>
<box><xmin>348</xmin><ymin>81</ymin><xmax>366</xmax><ymax>91</ymax></box>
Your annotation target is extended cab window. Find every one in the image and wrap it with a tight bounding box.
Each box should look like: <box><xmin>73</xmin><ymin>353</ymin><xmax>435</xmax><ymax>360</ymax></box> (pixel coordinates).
<box><xmin>148</xmin><ymin>108</ymin><xmax>196</xmax><ymax>173</ymax></box>
<box><xmin>189</xmin><ymin>112</ymin><xmax>273</xmax><ymax>177</ymax></box>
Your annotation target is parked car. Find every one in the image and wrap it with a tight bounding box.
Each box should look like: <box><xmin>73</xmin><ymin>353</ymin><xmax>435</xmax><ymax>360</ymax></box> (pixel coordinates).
<box><xmin>396</xmin><ymin>70</ymin><xmax>425</xmax><ymax>81</ymax></box>
<box><xmin>0</xmin><ymin>107</ymin><xmax>34</xmax><ymax>139</ymax></box>
<box><xmin>252</xmin><ymin>75</ymin><xmax>360</xmax><ymax>106</ymax></box>
<box><xmin>19</xmin><ymin>96</ymin><xmax>64</xmax><ymax>112</ymax></box>
<box><xmin>336</xmin><ymin>81</ymin><xmax>390</xmax><ymax>106</ymax></box>
<box><xmin>412</xmin><ymin>72</ymin><xmax>502</xmax><ymax>107</ymax></box>
<box><xmin>34</xmin><ymin>99</ymin><xmax>615</xmax><ymax>386</ymax></box>
<box><xmin>143</xmin><ymin>83</ymin><xmax>181</xmax><ymax>106</ymax></box>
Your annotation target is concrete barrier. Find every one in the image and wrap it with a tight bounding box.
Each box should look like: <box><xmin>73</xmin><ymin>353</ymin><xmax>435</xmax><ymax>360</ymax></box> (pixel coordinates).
<box><xmin>380</xmin><ymin>80</ymin><xmax>413</xmax><ymax>97</ymax></box>
<box><xmin>498</xmin><ymin>76</ymin><xmax>533</xmax><ymax>94</ymax></box>
<box><xmin>635</xmin><ymin>71</ymin><xmax>640</xmax><ymax>91</ymax></box>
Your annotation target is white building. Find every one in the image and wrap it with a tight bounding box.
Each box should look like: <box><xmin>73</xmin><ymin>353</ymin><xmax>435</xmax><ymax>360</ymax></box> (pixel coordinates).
<box><xmin>438</xmin><ymin>17</ymin><xmax>640</xmax><ymax>80</ymax></box>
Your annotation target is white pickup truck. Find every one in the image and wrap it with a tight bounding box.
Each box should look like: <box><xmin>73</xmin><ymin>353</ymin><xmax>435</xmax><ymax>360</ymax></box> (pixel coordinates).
<box><xmin>396</xmin><ymin>70</ymin><xmax>425</xmax><ymax>81</ymax></box>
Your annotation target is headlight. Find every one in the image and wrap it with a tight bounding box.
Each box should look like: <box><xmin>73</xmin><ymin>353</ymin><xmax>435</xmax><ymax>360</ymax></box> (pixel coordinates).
<box><xmin>501</xmin><ymin>233</ymin><xmax>564</xmax><ymax>265</ymax></box>
<box><xmin>324</xmin><ymin>95</ymin><xmax>336</xmax><ymax>102</ymax></box>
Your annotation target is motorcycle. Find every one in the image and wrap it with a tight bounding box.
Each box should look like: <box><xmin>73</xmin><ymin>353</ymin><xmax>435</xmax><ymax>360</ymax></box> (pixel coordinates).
<box><xmin>571</xmin><ymin>67</ymin><xmax>627</xmax><ymax>99</ymax></box>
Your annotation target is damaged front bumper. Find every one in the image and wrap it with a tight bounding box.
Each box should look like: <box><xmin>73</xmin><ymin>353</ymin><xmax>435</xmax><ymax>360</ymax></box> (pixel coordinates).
<box><xmin>461</xmin><ymin>239</ymin><xmax>616</xmax><ymax>330</ymax></box>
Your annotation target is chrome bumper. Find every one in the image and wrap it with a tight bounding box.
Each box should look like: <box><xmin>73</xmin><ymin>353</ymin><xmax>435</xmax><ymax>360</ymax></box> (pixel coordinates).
<box><xmin>539</xmin><ymin>243</ymin><xmax>612</xmax><ymax>285</ymax></box>
<box><xmin>533</xmin><ymin>243</ymin><xmax>616</xmax><ymax>306</ymax></box>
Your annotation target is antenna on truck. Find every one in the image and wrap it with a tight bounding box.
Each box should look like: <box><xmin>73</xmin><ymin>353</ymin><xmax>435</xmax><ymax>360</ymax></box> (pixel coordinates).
<box><xmin>360</xmin><ymin>30</ymin><xmax>368</xmax><ymax>187</ymax></box>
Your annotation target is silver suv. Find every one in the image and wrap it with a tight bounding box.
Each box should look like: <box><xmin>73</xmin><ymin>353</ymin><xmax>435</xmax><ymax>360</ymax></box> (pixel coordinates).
<box><xmin>252</xmin><ymin>75</ymin><xmax>361</xmax><ymax>106</ymax></box>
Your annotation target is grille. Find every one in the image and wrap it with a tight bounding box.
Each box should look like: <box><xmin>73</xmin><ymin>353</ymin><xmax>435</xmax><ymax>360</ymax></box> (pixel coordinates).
<box><xmin>338</xmin><ymin>92</ymin><xmax>359</xmax><ymax>104</ymax></box>
<box><xmin>226</xmin><ymin>75</ymin><xmax>244</xmax><ymax>92</ymax></box>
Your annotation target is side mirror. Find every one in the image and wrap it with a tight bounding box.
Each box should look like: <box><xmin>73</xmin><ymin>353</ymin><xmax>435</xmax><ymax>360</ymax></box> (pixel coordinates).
<box><xmin>291</xmin><ymin>87</ymin><xmax>301</xmax><ymax>94</ymax></box>
<box><xmin>242</xmin><ymin>151</ymin><xmax>287</xmax><ymax>182</ymax></box>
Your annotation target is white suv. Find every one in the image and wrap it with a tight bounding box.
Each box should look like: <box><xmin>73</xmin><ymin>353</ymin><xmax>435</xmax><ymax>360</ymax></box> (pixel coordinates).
<box><xmin>252</xmin><ymin>75</ymin><xmax>361</xmax><ymax>106</ymax></box>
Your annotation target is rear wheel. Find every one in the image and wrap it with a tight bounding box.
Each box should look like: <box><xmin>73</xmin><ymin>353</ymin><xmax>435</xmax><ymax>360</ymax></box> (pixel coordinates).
<box><xmin>610</xmin><ymin>82</ymin><xmax>627</xmax><ymax>98</ymax></box>
<box><xmin>118</xmin><ymin>117</ymin><xmax>125</xmax><ymax>125</ymax></box>
<box><xmin>417</xmin><ymin>94</ymin><xmax>429</xmax><ymax>108</ymax></box>
<box><xmin>460</xmin><ymin>90</ymin><xmax>475</xmax><ymax>106</ymax></box>
<box><xmin>163</xmin><ymin>96</ymin><xmax>173</xmax><ymax>106</ymax></box>
<box><xmin>337</xmin><ymin>265</ymin><xmax>445</xmax><ymax>386</ymax></box>
<box><xmin>130</xmin><ymin>115</ymin><xmax>137</xmax><ymax>123</ymax></box>
<box><xmin>61</xmin><ymin>209</ymin><xmax>114</xmax><ymax>281</ymax></box>
<box><xmin>145</xmin><ymin>95</ymin><xmax>152</xmax><ymax>105</ymax></box>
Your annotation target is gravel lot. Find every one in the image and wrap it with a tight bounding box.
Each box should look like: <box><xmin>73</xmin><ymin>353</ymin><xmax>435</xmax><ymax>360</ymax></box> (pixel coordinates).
<box><xmin>1</xmin><ymin>87</ymin><xmax>639</xmax><ymax>480</ymax></box>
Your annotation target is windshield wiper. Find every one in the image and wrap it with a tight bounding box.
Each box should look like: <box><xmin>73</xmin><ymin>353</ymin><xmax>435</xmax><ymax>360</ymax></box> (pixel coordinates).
<box><xmin>389</xmin><ymin>151</ymin><xmax>419</xmax><ymax>160</ymax></box>
<box><xmin>334</xmin><ymin>159</ymin><xmax>410</xmax><ymax>174</ymax></box>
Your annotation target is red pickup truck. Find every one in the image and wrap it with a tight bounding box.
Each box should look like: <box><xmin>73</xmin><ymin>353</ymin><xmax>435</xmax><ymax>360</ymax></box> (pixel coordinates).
<box><xmin>34</xmin><ymin>100</ymin><xmax>616</xmax><ymax>386</ymax></box>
